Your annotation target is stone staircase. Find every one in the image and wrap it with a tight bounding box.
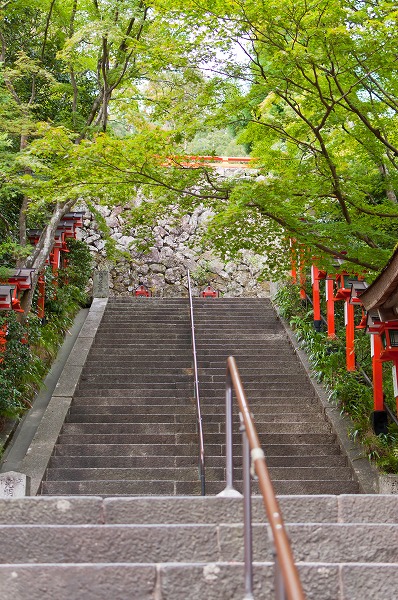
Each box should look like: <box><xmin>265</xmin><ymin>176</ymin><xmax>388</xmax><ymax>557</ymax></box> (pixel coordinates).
<box><xmin>40</xmin><ymin>297</ymin><xmax>358</xmax><ymax>496</ymax></box>
<box><xmin>41</xmin><ymin>298</ymin><xmax>199</xmax><ymax>495</ymax></box>
<box><xmin>194</xmin><ymin>298</ymin><xmax>358</xmax><ymax>495</ymax></box>
<box><xmin>1</xmin><ymin>296</ymin><xmax>397</xmax><ymax>598</ymax></box>
<box><xmin>0</xmin><ymin>495</ymin><xmax>397</xmax><ymax>599</ymax></box>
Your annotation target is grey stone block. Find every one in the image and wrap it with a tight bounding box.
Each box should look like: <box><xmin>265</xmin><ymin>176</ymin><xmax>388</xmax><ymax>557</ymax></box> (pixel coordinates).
<box><xmin>288</xmin><ymin>524</ymin><xmax>398</xmax><ymax>564</ymax></box>
<box><xmin>93</xmin><ymin>270</ymin><xmax>109</xmax><ymax>298</ymax></box>
<box><xmin>0</xmin><ymin>472</ymin><xmax>30</xmax><ymax>498</ymax></box>
<box><xmin>66</xmin><ymin>337</ymin><xmax>93</xmax><ymax>367</ymax></box>
<box><xmin>0</xmin><ymin>564</ymin><xmax>156</xmax><ymax>600</ymax></box>
<box><xmin>53</xmin><ymin>366</ymin><xmax>83</xmax><ymax>397</ymax></box>
<box><xmin>0</xmin><ymin>497</ymin><xmax>103</xmax><ymax>524</ymax></box>
<box><xmin>0</xmin><ymin>524</ymin><xmax>219</xmax><ymax>563</ymax></box>
<box><xmin>159</xmin><ymin>562</ymin><xmax>339</xmax><ymax>600</ymax></box>
<box><xmin>78</xmin><ymin>320</ymin><xmax>102</xmax><ymax>339</ymax></box>
<box><xmin>339</xmin><ymin>495</ymin><xmax>398</xmax><ymax>523</ymax></box>
<box><xmin>103</xmin><ymin>496</ymin><xmax>338</xmax><ymax>525</ymax></box>
<box><xmin>219</xmin><ymin>523</ymin><xmax>398</xmax><ymax>564</ymax></box>
<box><xmin>19</xmin><ymin>396</ymin><xmax>72</xmax><ymax>495</ymax></box>
<box><xmin>341</xmin><ymin>563</ymin><xmax>398</xmax><ymax>600</ymax></box>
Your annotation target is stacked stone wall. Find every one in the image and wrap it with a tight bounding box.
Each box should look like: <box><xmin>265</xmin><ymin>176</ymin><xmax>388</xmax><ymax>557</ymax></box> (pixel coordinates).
<box><xmin>80</xmin><ymin>204</ymin><xmax>269</xmax><ymax>298</ymax></box>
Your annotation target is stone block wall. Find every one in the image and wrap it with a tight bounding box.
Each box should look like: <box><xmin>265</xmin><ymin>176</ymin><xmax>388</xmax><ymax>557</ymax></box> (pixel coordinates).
<box><xmin>80</xmin><ymin>204</ymin><xmax>270</xmax><ymax>298</ymax></box>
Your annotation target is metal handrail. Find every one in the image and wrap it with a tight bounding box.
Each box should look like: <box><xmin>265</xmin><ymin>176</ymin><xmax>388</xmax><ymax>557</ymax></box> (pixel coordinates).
<box><xmin>187</xmin><ymin>270</ymin><xmax>206</xmax><ymax>495</ymax></box>
<box><xmin>219</xmin><ymin>356</ymin><xmax>305</xmax><ymax>600</ymax></box>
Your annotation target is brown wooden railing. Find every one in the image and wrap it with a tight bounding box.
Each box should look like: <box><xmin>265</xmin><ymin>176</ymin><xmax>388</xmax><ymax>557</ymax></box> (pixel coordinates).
<box><xmin>218</xmin><ymin>356</ymin><xmax>305</xmax><ymax>600</ymax></box>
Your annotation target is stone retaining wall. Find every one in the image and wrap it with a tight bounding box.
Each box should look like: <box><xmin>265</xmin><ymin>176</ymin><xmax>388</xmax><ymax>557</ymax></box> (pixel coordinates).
<box><xmin>80</xmin><ymin>204</ymin><xmax>269</xmax><ymax>298</ymax></box>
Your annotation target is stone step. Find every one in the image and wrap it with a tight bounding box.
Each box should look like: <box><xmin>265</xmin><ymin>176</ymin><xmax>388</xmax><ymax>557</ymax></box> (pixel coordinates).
<box><xmin>6</xmin><ymin>495</ymin><xmax>398</xmax><ymax>525</ymax></box>
<box><xmin>199</xmin><ymin>374</ymin><xmax>310</xmax><ymax>384</ymax></box>
<box><xmin>66</xmin><ymin>411</ymin><xmax>323</xmax><ymax>424</ymax></box>
<box><xmin>73</xmin><ymin>387</ymin><xmax>315</xmax><ymax>398</ymax></box>
<box><xmin>3</xmin><ymin>561</ymin><xmax>396</xmax><ymax>600</ymax></box>
<box><xmin>56</xmin><ymin>432</ymin><xmax>336</xmax><ymax>445</ymax></box>
<box><xmin>84</xmin><ymin>361</ymin><xmax>193</xmax><ymax>369</ymax></box>
<box><xmin>40</xmin><ymin>477</ymin><xmax>360</xmax><ymax>497</ymax></box>
<box><xmin>53</xmin><ymin>442</ymin><xmax>342</xmax><ymax>457</ymax></box>
<box><xmin>76</xmin><ymin>382</ymin><xmax>192</xmax><ymax>391</ymax></box>
<box><xmin>44</xmin><ymin>466</ymin><xmax>218</xmax><ymax>482</ymax></box>
<box><xmin>43</xmin><ymin>465</ymin><xmax>353</xmax><ymax>483</ymax></box>
<box><xmin>68</xmin><ymin>403</ymin><xmax>320</xmax><ymax>417</ymax></box>
<box><xmin>82</xmin><ymin>367</ymin><xmax>194</xmax><ymax>375</ymax></box>
<box><xmin>61</xmin><ymin>422</ymin><xmax>331</xmax><ymax>436</ymax></box>
<box><xmin>71</xmin><ymin>394</ymin><xmax>195</xmax><ymax>404</ymax></box>
<box><xmin>48</xmin><ymin>454</ymin><xmax>348</xmax><ymax>469</ymax></box>
<box><xmin>79</xmin><ymin>374</ymin><xmax>193</xmax><ymax>383</ymax></box>
<box><xmin>77</xmin><ymin>377</ymin><xmax>310</xmax><ymax>388</ymax></box>
<box><xmin>70</xmin><ymin>394</ymin><xmax>315</xmax><ymax>405</ymax></box>
<box><xmin>5</xmin><ymin>523</ymin><xmax>392</xmax><ymax>564</ymax></box>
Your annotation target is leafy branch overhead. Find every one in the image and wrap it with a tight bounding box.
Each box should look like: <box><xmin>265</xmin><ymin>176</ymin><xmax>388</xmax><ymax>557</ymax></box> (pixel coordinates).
<box><xmin>1</xmin><ymin>0</ymin><xmax>398</xmax><ymax>310</ymax></box>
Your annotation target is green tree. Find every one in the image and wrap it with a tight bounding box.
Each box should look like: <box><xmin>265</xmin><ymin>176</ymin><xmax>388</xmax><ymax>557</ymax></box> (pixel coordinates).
<box><xmin>0</xmin><ymin>0</ymin><xmax>225</xmax><ymax>312</ymax></box>
<box><xmin>155</xmin><ymin>0</ymin><xmax>398</xmax><ymax>276</ymax></box>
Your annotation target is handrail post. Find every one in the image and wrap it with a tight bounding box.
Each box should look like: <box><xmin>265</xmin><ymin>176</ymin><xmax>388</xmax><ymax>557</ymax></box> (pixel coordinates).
<box><xmin>217</xmin><ymin>367</ymin><xmax>242</xmax><ymax>498</ymax></box>
<box><xmin>241</xmin><ymin>418</ymin><xmax>254</xmax><ymax>600</ymax></box>
<box><xmin>274</xmin><ymin>555</ymin><xmax>288</xmax><ymax>600</ymax></box>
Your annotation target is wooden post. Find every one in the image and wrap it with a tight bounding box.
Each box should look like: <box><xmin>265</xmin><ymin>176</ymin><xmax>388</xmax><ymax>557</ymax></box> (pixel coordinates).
<box><xmin>311</xmin><ymin>265</ymin><xmax>322</xmax><ymax>331</ymax></box>
<box><xmin>326</xmin><ymin>278</ymin><xmax>336</xmax><ymax>338</ymax></box>
<box><xmin>345</xmin><ymin>299</ymin><xmax>356</xmax><ymax>371</ymax></box>
<box><xmin>371</xmin><ymin>335</ymin><xmax>384</xmax><ymax>411</ymax></box>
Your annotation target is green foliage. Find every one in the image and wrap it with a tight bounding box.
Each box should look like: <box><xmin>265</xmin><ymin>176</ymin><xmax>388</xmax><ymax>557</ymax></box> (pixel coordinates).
<box><xmin>185</xmin><ymin>128</ymin><xmax>247</xmax><ymax>156</ymax></box>
<box><xmin>0</xmin><ymin>311</ymin><xmax>34</xmax><ymax>417</ymax></box>
<box><xmin>0</xmin><ymin>237</ymin><xmax>92</xmax><ymax>421</ymax></box>
<box><xmin>276</xmin><ymin>281</ymin><xmax>398</xmax><ymax>473</ymax></box>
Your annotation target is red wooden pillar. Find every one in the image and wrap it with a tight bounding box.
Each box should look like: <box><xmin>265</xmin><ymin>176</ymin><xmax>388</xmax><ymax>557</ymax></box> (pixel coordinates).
<box><xmin>37</xmin><ymin>272</ymin><xmax>45</xmax><ymax>320</ymax></box>
<box><xmin>371</xmin><ymin>335</ymin><xmax>384</xmax><ymax>411</ymax></box>
<box><xmin>51</xmin><ymin>248</ymin><xmax>60</xmax><ymax>275</ymax></box>
<box><xmin>325</xmin><ymin>278</ymin><xmax>336</xmax><ymax>338</ymax></box>
<box><xmin>311</xmin><ymin>265</ymin><xmax>322</xmax><ymax>331</ymax></box>
<box><xmin>299</xmin><ymin>248</ymin><xmax>306</xmax><ymax>301</ymax></box>
<box><xmin>345</xmin><ymin>299</ymin><xmax>356</xmax><ymax>371</ymax></box>
<box><xmin>392</xmin><ymin>359</ymin><xmax>398</xmax><ymax>417</ymax></box>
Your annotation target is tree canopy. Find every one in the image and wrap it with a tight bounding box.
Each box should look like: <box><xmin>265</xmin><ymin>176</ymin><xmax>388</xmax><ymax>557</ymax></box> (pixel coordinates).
<box><xmin>1</xmin><ymin>0</ymin><xmax>398</xmax><ymax>311</ymax></box>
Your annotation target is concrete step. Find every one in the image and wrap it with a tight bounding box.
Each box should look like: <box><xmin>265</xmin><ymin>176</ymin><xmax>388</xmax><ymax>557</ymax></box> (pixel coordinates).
<box><xmin>43</xmin><ymin>465</ymin><xmax>353</xmax><ymax>483</ymax></box>
<box><xmin>7</xmin><ymin>561</ymin><xmax>389</xmax><ymax>600</ymax></box>
<box><xmin>48</xmin><ymin>454</ymin><xmax>348</xmax><ymax>470</ymax></box>
<box><xmin>53</xmin><ymin>442</ymin><xmax>342</xmax><ymax>458</ymax></box>
<box><xmin>83</xmin><ymin>365</ymin><xmax>192</xmax><ymax>372</ymax></box>
<box><xmin>69</xmin><ymin>396</ymin><xmax>317</xmax><ymax>407</ymax></box>
<box><xmin>40</xmin><ymin>477</ymin><xmax>360</xmax><ymax>495</ymax></box>
<box><xmin>76</xmin><ymin>382</ymin><xmax>193</xmax><ymax>398</ymax></box>
<box><xmin>61</xmin><ymin>422</ymin><xmax>332</xmax><ymax>436</ymax></box>
<box><xmin>67</xmin><ymin>403</ymin><xmax>321</xmax><ymax>417</ymax></box>
<box><xmin>71</xmin><ymin>395</ymin><xmax>195</xmax><ymax>404</ymax></box>
<box><xmin>5</xmin><ymin>495</ymin><xmax>398</xmax><ymax>525</ymax></box>
<box><xmin>79</xmin><ymin>374</ymin><xmax>193</xmax><ymax>384</ymax></box>
<box><xmin>56</xmin><ymin>432</ymin><xmax>336</xmax><ymax>446</ymax></box>
<box><xmin>66</xmin><ymin>411</ymin><xmax>324</xmax><ymax>424</ymax></box>
<box><xmin>0</xmin><ymin>523</ymin><xmax>398</xmax><ymax>564</ymax></box>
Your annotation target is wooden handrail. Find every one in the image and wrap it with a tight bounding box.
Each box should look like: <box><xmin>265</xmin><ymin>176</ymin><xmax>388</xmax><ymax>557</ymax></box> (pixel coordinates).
<box><xmin>226</xmin><ymin>356</ymin><xmax>305</xmax><ymax>600</ymax></box>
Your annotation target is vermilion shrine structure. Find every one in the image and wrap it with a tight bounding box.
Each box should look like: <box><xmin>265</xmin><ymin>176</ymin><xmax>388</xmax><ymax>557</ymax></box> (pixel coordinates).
<box><xmin>290</xmin><ymin>242</ymin><xmax>398</xmax><ymax>434</ymax></box>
